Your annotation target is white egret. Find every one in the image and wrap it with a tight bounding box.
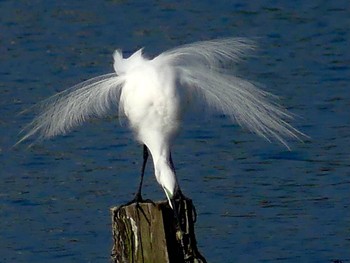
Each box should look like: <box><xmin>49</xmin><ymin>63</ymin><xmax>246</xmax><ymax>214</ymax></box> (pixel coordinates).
<box><xmin>18</xmin><ymin>38</ymin><xmax>303</xmax><ymax>209</ymax></box>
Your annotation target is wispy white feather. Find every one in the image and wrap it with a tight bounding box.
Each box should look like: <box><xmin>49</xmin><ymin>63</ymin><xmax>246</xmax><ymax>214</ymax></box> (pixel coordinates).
<box><xmin>158</xmin><ymin>38</ymin><xmax>256</xmax><ymax>69</ymax></box>
<box><xmin>157</xmin><ymin>38</ymin><xmax>304</xmax><ymax>148</ymax></box>
<box><xmin>18</xmin><ymin>38</ymin><xmax>303</xmax><ymax>148</ymax></box>
<box><xmin>17</xmin><ymin>73</ymin><xmax>124</xmax><ymax>145</ymax></box>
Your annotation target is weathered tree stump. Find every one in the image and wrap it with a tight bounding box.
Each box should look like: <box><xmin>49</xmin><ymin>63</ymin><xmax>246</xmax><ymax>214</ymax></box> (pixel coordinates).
<box><xmin>111</xmin><ymin>198</ymin><xmax>206</xmax><ymax>263</ymax></box>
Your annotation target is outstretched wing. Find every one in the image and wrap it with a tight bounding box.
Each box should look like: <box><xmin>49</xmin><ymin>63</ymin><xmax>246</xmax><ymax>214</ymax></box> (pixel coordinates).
<box><xmin>18</xmin><ymin>73</ymin><xmax>124</xmax><ymax>144</ymax></box>
<box><xmin>159</xmin><ymin>38</ymin><xmax>304</xmax><ymax>148</ymax></box>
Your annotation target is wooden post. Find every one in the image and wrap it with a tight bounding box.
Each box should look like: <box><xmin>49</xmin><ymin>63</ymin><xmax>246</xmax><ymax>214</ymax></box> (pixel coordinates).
<box><xmin>111</xmin><ymin>198</ymin><xmax>207</xmax><ymax>263</ymax></box>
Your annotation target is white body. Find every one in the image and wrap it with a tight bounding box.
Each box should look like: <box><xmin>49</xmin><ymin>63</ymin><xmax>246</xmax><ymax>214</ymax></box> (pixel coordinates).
<box><xmin>117</xmin><ymin>51</ymin><xmax>181</xmax><ymax>200</ymax></box>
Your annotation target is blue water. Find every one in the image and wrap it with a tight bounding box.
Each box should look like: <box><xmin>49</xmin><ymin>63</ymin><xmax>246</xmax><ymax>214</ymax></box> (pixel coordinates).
<box><xmin>1</xmin><ymin>1</ymin><xmax>349</xmax><ymax>262</ymax></box>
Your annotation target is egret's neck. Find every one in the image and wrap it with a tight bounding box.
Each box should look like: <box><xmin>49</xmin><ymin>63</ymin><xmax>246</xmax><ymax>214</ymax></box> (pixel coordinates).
<box><xmin>154</xmin><ymin>153</ymin><xmax>177</xmax><ymax>202</ymax></box>
<box><xmin>145</xmin><ymin>140</ymin><xmax>178</xmax><ymax>207</ymax></box>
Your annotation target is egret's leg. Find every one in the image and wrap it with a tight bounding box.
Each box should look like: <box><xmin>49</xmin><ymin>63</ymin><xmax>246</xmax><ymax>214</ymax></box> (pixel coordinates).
<box><xmin>169</xmin><ymin>152</ymin><xmax>181</xmax><ymax>197</ymax></box>
<box><xmin>169</xmin><ymin>151</ymin><xmax>175</xmax><ymax>172</ymax></box>
<box><xmin>124</xmin><ymin>144</ymin><xmax>149</xmax><ymax>206</ymax></box>
<box><xmin>167</xmin><ymin>151</ymin><xmax>184</xmax><ymax>231</ymax></box>
<box><xmin>169</xmin><ymin>151</ymin><xmax>196</xmax><ymax>224</ymax></box>
<box><xmin>133</xmin><ymin>144</ymin><xmax>148</xmax><ymax>201</ymax></box>
<box><xmin>169</xmin><ymin>152</ymin><xmax>186</xmax><ymax>200</ymax></box>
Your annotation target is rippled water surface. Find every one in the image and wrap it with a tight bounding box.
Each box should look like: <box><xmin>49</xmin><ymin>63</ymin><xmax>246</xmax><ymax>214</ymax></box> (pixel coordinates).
<box><xmin>1</xmin><ymin>1</ymin><xmax>349</xmax><ymax>262</ymax></box>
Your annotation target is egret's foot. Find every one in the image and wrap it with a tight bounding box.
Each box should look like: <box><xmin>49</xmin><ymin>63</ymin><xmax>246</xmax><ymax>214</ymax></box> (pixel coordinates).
<box><xmin>136</xmin><ymin>198</ymin><xmax>156</xmax><ymax>206</ymax></box>
<box><xmin>124</xmin><ymin>193</ymin><xmax>155</xmax><ymax>208</ymax></box>
<box><xmin>115</xmin><ymin>194</ymin><xmax>155</xmax><ymax>226</ymax></box>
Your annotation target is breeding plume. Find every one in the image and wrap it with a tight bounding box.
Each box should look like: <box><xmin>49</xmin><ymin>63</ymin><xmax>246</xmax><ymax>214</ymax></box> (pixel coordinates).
<box><xmin>19</xmin><ymin>38</ymin><xmax>302</xmax><ymax>208</ymax></box>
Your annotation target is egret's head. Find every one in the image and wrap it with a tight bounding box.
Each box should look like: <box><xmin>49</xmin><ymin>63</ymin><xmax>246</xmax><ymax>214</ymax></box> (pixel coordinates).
<box><xmin>155</xmin><ymin>159</ymin><xmax>177</xmax><ymax>209</ymax></box>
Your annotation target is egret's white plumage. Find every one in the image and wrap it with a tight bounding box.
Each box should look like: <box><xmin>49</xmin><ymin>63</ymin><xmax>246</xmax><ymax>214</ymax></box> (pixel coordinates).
<box><xmin>18</xmin><ymin>38</ymin><xmax>303</xmax><ymax>207</ymax></box>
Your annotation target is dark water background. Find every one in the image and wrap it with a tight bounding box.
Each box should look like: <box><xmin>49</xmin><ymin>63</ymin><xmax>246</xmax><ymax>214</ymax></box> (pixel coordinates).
<box><xmin>1</xmin><ymin>1</ymin><xmax>349</xmax><ymax>262</ymax></box>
